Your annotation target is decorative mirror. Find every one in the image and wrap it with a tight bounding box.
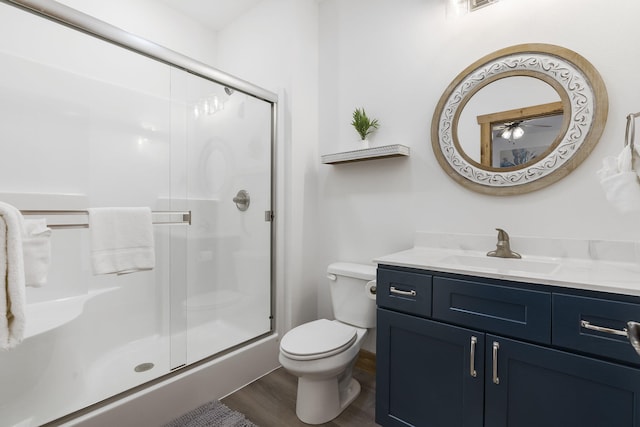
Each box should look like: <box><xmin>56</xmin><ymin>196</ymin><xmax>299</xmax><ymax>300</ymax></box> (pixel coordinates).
<box><xmin>431</xmin><ymin>43</ymin><xmax>608</xmax><ymax>195</ymax></box>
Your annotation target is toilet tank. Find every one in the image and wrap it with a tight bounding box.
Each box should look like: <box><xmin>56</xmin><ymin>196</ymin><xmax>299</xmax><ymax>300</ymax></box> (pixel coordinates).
<box><xmin>327</xmin><ymin>262</ymin><xmax>377</xmax><ymax>329</ymax></box>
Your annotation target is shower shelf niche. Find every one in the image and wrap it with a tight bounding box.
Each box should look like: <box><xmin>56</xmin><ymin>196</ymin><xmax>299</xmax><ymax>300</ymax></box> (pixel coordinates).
<box><xmin>321</xmin><ymin>144</ymin><xmax>410</xmax><ymax>164</ymax></box>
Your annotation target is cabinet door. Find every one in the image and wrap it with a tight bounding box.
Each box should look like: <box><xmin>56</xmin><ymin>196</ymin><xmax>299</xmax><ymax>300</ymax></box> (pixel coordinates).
<box><xmin>485</xmin><ymin>334</ymin><xmax>640</xmax><ymax>427</ymax></box>
<box><xmin>376</xmin><ymin>308</ymin><xmax>484</xmax><ymax>427</ymax></box>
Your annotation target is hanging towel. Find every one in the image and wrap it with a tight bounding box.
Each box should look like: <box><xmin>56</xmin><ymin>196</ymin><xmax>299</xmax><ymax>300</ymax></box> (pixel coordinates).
<box><xmin>598</xmin><ymin>171</ymin><xmax>640</xmax><ymax>213</ymax></box>
<box><xmin>22</xmin><ymin>218</ymin><xmax>52</xmax><ymax>287</ymax></box>
<box><xmin>0</xmin><ymin>201</ymin><xmax>26</xmax><ymax>350</ymax></box>
<box><xmin>597</xmin><ymin>144</ymin><xmax>640</xmax><ymax>213</ymax></box>
<box><xmin>88</xmin><ymin>207</ymin><xmax>155</xmax><ymax>275</ymax></box>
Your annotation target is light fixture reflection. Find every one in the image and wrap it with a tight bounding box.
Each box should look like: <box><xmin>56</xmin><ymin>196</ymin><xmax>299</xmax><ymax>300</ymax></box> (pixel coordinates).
<box><xmin>193</xmin><ymin>94</ymin><xmax>225</xmax><ymax>118</ymax></box>
<box><xmin>512</xmin><ymin>126</ymin><xmax>524</xmax><ymax>139</ymax></box>
<box><xmin>500</xmin><ymin>124</ymin><xmax>525</xmax><ymax>141</ymax></box>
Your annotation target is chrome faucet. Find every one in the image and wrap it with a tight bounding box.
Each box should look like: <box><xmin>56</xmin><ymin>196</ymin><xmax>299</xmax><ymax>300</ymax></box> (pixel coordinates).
<box><xmin>487</xmin><ymin>228</ymin><xmax>521</xmax><ymax>259</ymax></box>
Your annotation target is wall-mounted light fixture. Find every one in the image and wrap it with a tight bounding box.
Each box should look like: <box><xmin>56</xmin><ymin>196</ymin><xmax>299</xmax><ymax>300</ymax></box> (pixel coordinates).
<box><xmin>446</xmin><ymin>0</ymin><xmax>498</xmax><ymax>18</ymax></box>
<box><xmin>468</xmin><ymin>0</ymin><xmax>498</xmax><ymax>12</ymax></box>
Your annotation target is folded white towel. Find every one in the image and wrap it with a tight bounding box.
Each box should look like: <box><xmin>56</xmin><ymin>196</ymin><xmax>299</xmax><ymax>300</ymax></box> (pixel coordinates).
<box><xmin>88</xmin><ymin>207</ymin><xmax>155</xmax><ymax>275</ymax></box>
<box><xmin>23</xmin><ymin>219</ymin><xmax>52</xmax><ymax>287</ymax></box>
<box><xmin>0</xmin><ymin>201</ymin><xmax>26</xmax><ymax>350</ymax></box>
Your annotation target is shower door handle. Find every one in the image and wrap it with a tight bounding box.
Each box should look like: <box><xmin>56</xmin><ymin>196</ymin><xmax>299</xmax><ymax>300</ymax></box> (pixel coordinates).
<box><xmin>233</xmin><ymin>190</ymin><xmax>250</xmax><ymax>211</ymax></box>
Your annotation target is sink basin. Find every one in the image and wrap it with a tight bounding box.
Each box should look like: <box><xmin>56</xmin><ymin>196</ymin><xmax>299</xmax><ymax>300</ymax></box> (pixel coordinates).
<box><xmin>441</xmin><ymin>254</ymin><xmax>560</xmax><ymax>275</ymax></box>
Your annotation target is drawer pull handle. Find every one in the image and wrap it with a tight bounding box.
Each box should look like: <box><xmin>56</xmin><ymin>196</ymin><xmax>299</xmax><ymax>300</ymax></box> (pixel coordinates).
<box><xmin>580</xmin><ymin>320</ymin><xmax>628</xmax><ymax>337</ymax></box>
<box><xmin>492</xmin><ymin>341</ymin><xmax>500</xmax><ymax>385</ymax></box>
<box><xmin>390</xmin><ymin>286</ymin><xmax>416</xmax><ymax>297</ymax></box>
<box><xmin>470</xmin><ymin>336</ymin><xmax>477</xmax><ymax>378</ymax></box>
<box><xmin>627</xmin><ymin>321</ymin><xmax>640</xmax><ymax>356</ymax></box>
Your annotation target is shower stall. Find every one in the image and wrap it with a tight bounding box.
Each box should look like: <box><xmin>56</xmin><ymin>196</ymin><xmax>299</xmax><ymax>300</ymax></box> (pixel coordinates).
<box><xmin>0</xmin><ymin>1</ymin><xmax>276</xmax><ymax>426</ymax></box>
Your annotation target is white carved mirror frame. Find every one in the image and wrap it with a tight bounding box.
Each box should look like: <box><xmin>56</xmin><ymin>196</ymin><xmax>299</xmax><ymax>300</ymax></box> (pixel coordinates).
<box><xmin>431</xmin><ymin>43</ymin><xmax>608</xmax><ymax>195</ymax></box>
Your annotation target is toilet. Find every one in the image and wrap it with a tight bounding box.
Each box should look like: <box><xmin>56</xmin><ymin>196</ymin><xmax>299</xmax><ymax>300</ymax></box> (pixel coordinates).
<box><xmin>279</xmin><ymin>262</ymin><xmax>377</xmax><ymax>424</ymax></box>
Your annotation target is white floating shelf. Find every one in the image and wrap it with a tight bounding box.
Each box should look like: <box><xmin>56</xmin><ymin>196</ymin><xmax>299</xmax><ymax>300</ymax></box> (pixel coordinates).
<box><xmin>321</xmin><ymin>144</ymin><xmax>410</xmax><ymax>164</ymax></box>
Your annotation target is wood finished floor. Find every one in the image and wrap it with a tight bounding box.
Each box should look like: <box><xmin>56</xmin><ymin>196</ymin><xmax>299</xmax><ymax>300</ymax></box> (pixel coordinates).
<box><xmin>221</xmin><ymin>366</ymin><xmax>380</xmax><ymax>427</ymax></box>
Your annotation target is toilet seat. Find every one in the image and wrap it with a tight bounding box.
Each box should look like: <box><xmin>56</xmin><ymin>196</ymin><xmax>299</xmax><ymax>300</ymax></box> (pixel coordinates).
<box><xmin>280</xmin><ymin>319</ymin><xmax>357</xmax><ymax>361</ymax></box>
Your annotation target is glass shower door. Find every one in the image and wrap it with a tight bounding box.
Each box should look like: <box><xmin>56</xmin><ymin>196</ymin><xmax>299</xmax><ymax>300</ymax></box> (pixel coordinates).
<box><xmin>170</xmin><ymin>69</ymin><xmax>273</xmax><ymax>366</ymax></box>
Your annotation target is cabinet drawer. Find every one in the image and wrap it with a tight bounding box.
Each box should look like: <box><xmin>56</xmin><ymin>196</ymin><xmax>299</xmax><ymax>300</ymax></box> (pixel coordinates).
<box><xmin>433</xmin><ymin>276</ymin><xmax>551</xmax><ymax>343</ymax></box>
<box><xmin>376</xmin><ymin>268</ymin><xmax>432</xmax><ymax>317</ymax></box>
<box><xmin>553</xmin><ymin>294</ymin><xmax>640</xmax><ymax>365</ymax></box>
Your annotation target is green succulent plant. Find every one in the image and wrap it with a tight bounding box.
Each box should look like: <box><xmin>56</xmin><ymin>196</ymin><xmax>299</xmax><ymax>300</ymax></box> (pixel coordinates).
<box><xmin>351</xmin><ymin>108</ymin><xmax>380</xmax><ymax>140</ymax></box>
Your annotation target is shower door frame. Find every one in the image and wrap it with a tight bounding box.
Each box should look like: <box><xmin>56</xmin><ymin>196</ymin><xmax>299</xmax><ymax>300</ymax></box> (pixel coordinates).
<box><xmin>0</xmin><ymin>0</ymin><xmax>278</xmax><ymax>357</ymax></box>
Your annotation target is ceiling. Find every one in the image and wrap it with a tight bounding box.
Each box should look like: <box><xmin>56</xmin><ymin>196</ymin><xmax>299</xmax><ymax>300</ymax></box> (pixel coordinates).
<box><xmin>157</xmin><ymin>0</ymin><xmax>263</xmax><ymax>31</ymax></box>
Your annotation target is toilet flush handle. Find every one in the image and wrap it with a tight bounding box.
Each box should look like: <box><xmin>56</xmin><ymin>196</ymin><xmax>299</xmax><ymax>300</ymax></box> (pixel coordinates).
<box><xmin>365</xmin><ymin>280</ymin><xmax>377</xmax><ymax>300</ymax></box>
<box><xmin>327</xmin><ymin>273</ymin><xmax>337</xmax><ymax>281</ymax></box>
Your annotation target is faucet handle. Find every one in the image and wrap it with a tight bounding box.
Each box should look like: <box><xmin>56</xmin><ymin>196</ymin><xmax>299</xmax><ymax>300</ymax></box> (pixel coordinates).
<box><xmin>495</xmin><ymin>228</ymin><xmax>509</xmax><ymax>242</ymax></box>
<box><xmin>488</xmin><ymin>228</ymin><xmax>521</xmax><ymax>258</ymax></box>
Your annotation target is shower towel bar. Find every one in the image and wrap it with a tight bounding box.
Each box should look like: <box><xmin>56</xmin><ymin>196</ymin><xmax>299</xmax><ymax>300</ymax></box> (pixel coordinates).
<box><xmin>20</xmin><ymin>209</ymin><xmax>192</xmax><ymax>229</ymax></box>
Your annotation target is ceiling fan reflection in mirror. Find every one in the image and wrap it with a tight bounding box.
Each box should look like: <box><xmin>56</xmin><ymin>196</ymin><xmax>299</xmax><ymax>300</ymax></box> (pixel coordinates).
<box><xmin>493</xmin><ymin>118</ymin><xmax>553</xmax><ymax>143</ymax></box>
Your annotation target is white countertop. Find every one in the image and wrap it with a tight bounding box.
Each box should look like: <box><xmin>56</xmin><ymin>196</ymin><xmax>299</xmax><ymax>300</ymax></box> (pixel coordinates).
<box><xmin>374</xmin><ymin>232</ymin><xmax>640</xmax><ymax>297</ymax></box>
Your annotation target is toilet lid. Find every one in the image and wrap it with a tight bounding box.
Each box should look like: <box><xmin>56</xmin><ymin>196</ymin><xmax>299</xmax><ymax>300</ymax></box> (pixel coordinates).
<box><xmin>280</xmin><ymin>319</ymin><xmax>357</xmax><ymax>361</ymax></box>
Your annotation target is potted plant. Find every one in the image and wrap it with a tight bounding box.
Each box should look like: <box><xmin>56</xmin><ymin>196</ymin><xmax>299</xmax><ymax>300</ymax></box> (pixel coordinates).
<box><xmin>351</xmin><ymin>107</ymin><xmax>379</xmax><ymax>148</ymax></box>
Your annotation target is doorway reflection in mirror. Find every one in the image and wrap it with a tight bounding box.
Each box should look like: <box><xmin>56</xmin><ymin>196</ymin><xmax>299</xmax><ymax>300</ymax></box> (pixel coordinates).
<box><xmin>478</xmin><ymin>102</ymin><xmax>564</xmax><ymax>168</ymax></box>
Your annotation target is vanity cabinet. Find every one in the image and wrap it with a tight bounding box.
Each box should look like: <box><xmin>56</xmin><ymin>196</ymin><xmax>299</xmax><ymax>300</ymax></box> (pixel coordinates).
<box><xmin>376</xmin><ymin>265</ymin><xmax>640</xmax><ymax>427</ymax></box>
<box><xmin>484</xmin><ymin>334</ymin><xmax>640</xmax><ymax>427</ymax></box>
<box><xmin>377</xmin><ymin>309</ymin><xmax>484</xmax><ymax>426</ymax></box>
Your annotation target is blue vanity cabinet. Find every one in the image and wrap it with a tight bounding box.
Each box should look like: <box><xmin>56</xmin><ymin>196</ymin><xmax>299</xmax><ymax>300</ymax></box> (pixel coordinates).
<box><xmin>376</xmin><ymin>265</ymin><xmax>640</xmax><ymax>427</ymax></box>
<box><xmin>376</xmin><ymin>268</ymin><xmax>432</xmax><ymax>318</ymax></box>
<box><xmin>376</xmin><ymin>307</ymin><xmax>485</xmax><ymax>427</ymax></box>
<box><xmin>484</xmin><ymin>335</ymin><xmax>640</xmax><ymax>427</ymax></box>
<box><xmin>432</xmin><ymin>276</ymin><xmax>551</xmax><ymax>344</ymax></box>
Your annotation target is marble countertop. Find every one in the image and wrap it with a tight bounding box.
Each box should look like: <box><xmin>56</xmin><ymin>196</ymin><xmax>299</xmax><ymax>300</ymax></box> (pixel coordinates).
<box><xmin>373</xmin><ymin>232</ymin><xmax>640</xmax><ymax>297</ymax></box>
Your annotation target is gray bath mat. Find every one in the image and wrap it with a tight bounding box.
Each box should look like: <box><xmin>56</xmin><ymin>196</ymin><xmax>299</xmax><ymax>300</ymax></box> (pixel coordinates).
<box><xmin>164</xmin><ymin>400</ymin><xmax>259</xmax><ymax>427</ymax></box>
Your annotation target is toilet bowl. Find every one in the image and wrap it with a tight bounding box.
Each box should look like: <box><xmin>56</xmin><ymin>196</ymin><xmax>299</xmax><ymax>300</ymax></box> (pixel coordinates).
<box><xmin>279</xmin><ymin>262</ymin><xmax>377</xmax><ymax>424</ymax></box>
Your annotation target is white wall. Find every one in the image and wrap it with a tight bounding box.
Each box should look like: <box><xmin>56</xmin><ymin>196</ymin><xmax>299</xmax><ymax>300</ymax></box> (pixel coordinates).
<box><xmin>316</xmin><ymin>0</ymin><xmax>640</xmax><ymax>327</ymax></box>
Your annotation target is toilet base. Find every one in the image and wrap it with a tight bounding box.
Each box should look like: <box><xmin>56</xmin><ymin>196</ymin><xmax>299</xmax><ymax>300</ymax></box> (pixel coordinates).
<box><xmin>296</xmin><ymin>377</ymin><xmax>361</xmax><ymax>424</ymax></box>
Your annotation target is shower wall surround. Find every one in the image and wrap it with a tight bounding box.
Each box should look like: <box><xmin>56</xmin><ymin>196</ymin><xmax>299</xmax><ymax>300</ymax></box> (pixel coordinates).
<box><xmin>0</xmin><ymin>2</ymin><xmax>275</xmax><ymax>425</ymax></box>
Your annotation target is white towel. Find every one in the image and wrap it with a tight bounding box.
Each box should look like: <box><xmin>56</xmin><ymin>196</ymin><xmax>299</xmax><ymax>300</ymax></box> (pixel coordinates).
<box><xmin>0</xmin><ymin>201</ymin><xmax>26</xmax><ymax>350</ymax></box>
<box><xmin>598</xmin><ymin>171</ymin><xmax>640</xmax><ymax>213</ymax></box>
<box><xmin>597</xmin><ymin>145</ymin><xmax>640</xmax><ymax>213</ymax></box>
<box><xmin>597</xmin><ymin>155</ymin><xmax>620</xmax><ymax>181</ymax></box>
<box><xmin>88</xmin><ymin>207</ymin><xmax>155</xmax><ymax>275</ymax></box>
<box><xmin>23</xmin><ymin>219</ymin><xmax>52</xmax><ymax>287</ymax></box>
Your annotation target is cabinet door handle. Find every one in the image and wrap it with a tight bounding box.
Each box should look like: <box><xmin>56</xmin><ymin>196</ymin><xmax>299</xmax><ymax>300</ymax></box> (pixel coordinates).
<box><xmin>580</xmin><ymin>320</ymin><xmax>628</xmax><ymax>337</ymax></box>
<box><xmin>390</xmin><ymin>286</ymin><xmax>416</xmax><ymax>297</ymax></box>
<box><xmin>492</xmin><ymin>341</ymin><xmax>500</xmax><ymax>385</ymax></box>
<box><xmin>626</xmin><ymin>321</ymin><xmax>640</xmax><ymax>356</ymax></box>
<box><xmin>470</xmin><ymin>336</ymin><xmax>477</xmax><ymax>378</ymax></box>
